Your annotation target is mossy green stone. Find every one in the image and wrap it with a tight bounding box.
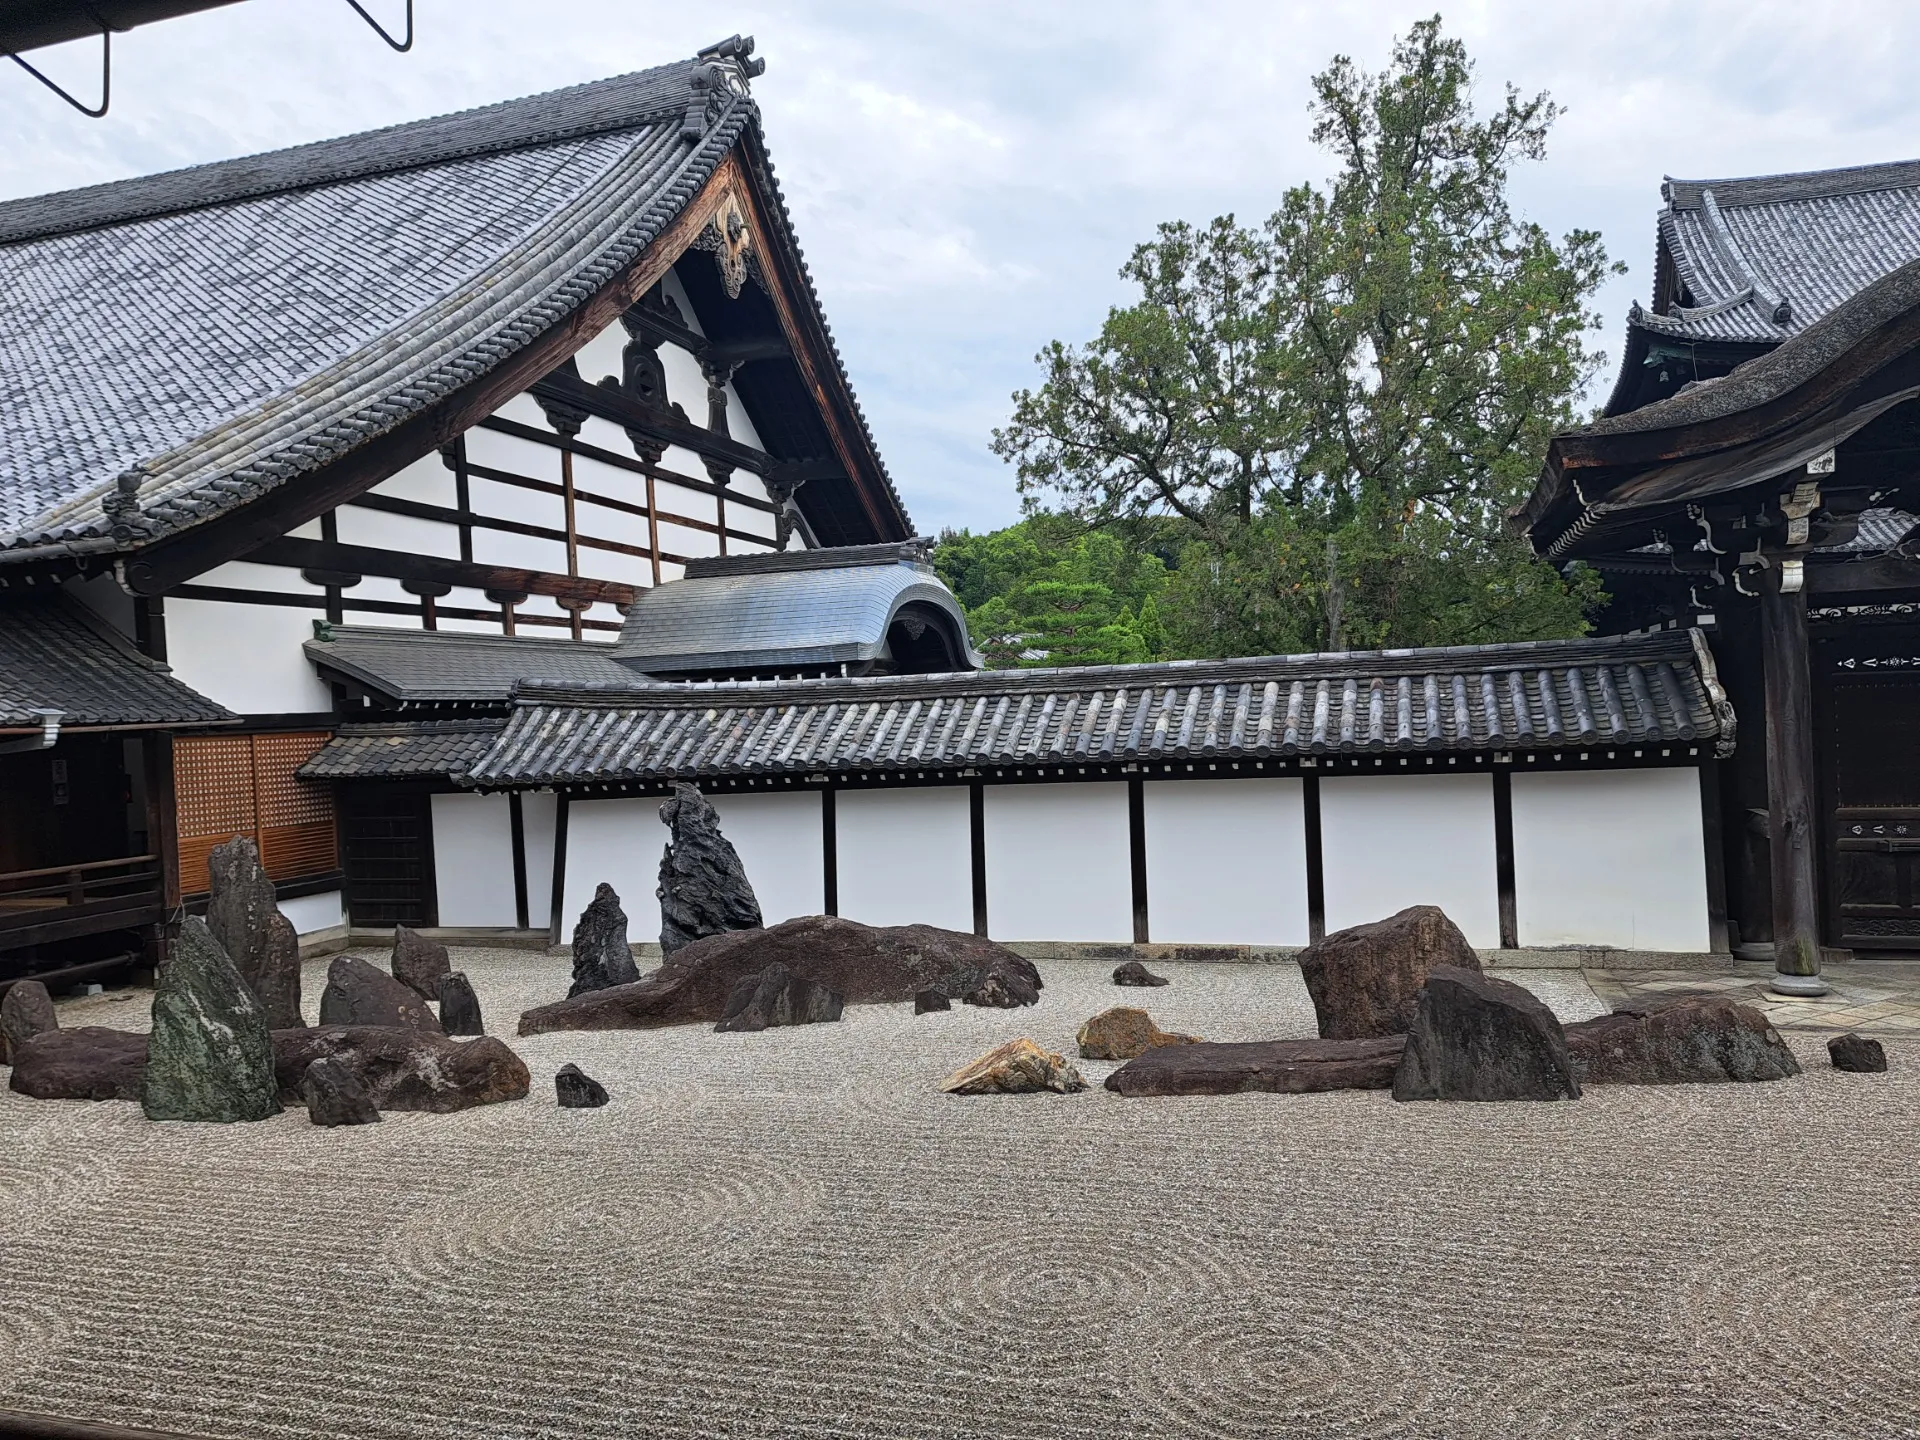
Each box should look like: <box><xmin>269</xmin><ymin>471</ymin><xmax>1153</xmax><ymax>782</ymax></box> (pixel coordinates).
<box><xmin>141</xmin><ymin>916</ymin><xmax>282</xmax><ymax>1123</ymax></box>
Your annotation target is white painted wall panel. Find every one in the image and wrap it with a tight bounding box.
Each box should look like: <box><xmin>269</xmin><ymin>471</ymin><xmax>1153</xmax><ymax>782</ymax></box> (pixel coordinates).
<box><xmin>334</xmin><ymin>505</ymin><xmax>461</xmax><ymax>559</ymax></box>
<box><xmin>166</xmin><ymin>598</ymin><xmax>332</xmax><ymax>714</ymax></box>
<box><xmin>577</xmin><ymin>415</ymin><xmax>637</xmax><ymax>462</ymax></box>
<box><xmin>280</xmin><ymin>890</ymin><xmax>343</xmax><ymax>937</ymax></box>
<box><xmin>571</xmin><ymin>317</ymin><xmax>629</xmax><ymax>389</ymax></box>
<box><xmin>1321</xmin><ymin>773</ymin><xmax>1501</xmax><ymax>946</ymax></box>
<box><xmin>194</xmin><ymin>560</ymin><xmax>322</xmax><ymax>596</ymax></box>
<box><xmin>708</xmin><ymin>792</ymin><xmax>824</xmax><ymax>924</ymax></box>
<box><xmin>984</xmin><ymin>783</ymin><xmax>1131</xmax><ymax>942</ymax></box>
<box><xmin>372</xmin><ymin>452</ymin><xmax>455</xmax><ymax>506</ymax></box>
<box><xmin>561</xmin><ymin>797</ymin><xmax>664</xmax><ymax>947</ymax></box>
<box><xmin>836</xmin><ymin>787</ymin><xmax>972</xmax><ymax>932</ymax></box>
<box><xmin>1144</xmin><ymin>778</ymin><xmax>1309</xmax><ymax>945</ymax></box>
<box><xmin>491</xmin><ymin>392</ymin><xmax>551</xmax><ymax>429</ymax></box>
<box><xmin>431</xmin><ymin>793</ymin><xmax>520</xmax><ymax>927</ymax></box>
<box><xmin>520</xmin><ymin>791</ymin><xmax>558</xmax><ymax>932</ymax></box>
<box><xmin>1512</xmin><ymin>769</ymin><xmax>1710</xmax><ymax>951</ymax></box>
<box><xmin>464</xmin><ymin>427</ymin><xmax>559</xmax><ymax>480</ymax></box>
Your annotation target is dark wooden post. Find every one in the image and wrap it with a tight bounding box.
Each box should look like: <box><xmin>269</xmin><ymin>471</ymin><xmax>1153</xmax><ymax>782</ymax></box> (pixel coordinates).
<box><xmin>1760</xmin><ymin>564</ymin><xmax>1827</xmax><ymax>994</ymax></box>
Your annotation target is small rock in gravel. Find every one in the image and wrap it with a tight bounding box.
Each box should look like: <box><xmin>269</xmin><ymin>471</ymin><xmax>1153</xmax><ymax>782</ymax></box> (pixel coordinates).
<box><xmin>438</xmin><ymin>972</ymin><xmax>485</xmax><ymax>1036</ymax></box>
<box><xmin>302</xmin><ymin>1056</ymin><xmax>381</xmax><ymax>1127</ymax></box>
<box><xmin>913</xmin><ymin>986</ymin><xmax>951</xmax><ymax>1014</ymax></box>
<box><xmin>942</xmin><ymin>1039</ymin><xmax>1086</xmax><ymax>1095</ymax></box>
<box><xmin>1076</xmin><ymin>1006</ymin><xmax>1200</xmax><ymax>1061</ymax></box>
<box><xmin>1</xmin><ymin>979</ymin><xmax>57</xmax><ymax>1064</ymax></box>
<box><xmin>556</xmin><ymin>1063</ymin><xmax>610</xmax><ymax>1108</ymax></box>
<box><xmin>1393</xmin><ymin>965</ymin><xmax>1579</xmax><ymax>1103</ymax></box>
<box><xmin>392</xmin><ymin>926</ymin><xmax>452</xmax><ymax>1002</ymax></box>
<box><xmin>1829</xmin><ymin>1032</ymin><xmax>1888</xmax><ymax>1073</ymax></box>
<box><xmin>318</xmin><ymin>955</ymin><xmax>442</xmax><ymax>1033</ymax></box>
<box><xmin>1112</xmin><ymin>960</ymin><xmax>1169</xmax><ymax>987</ymax></box>
<box><xmin>715</xmin><ymin>962</ymin><xmax>843</xmax><ymax>1033</ymax></box>
<box><xmin>963</xmin><ymin>972</ymin><xmax>1038</xmax><ymax>1009</ymax></box>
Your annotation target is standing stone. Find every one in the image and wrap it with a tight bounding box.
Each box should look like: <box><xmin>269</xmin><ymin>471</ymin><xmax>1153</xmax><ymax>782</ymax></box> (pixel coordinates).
<box><xmin>1298</xmin><ymin>905</ymin><xmax>1481</xmax><ymax>1040</ymax></box>
<box><xmin>206</xmin><ymin>835</ymin><xmax>304</xmax><ymax>1030</ymax></box>
<box><xmin>715</xmin><ymin>962</ymin><xmax>844</xmax><ymax>1033</ymax></box>
<box><xmin>1113</xmin><ymin>960</ymin><xmax>1170</xmax><ymax>987</ymax></box>
<box><xmin>657</xmin><ymin>784</ymin><xmax>762</xmax><ymax>957</ymax></box>
<box><xmin>1392</xmin><ymin>965</ymin><xmax>1579</xmax><ymax>1103</ymax></box>
<box><xmin>302</xmin><ymin>1056</ymin><xmax>380</xmax><ymax>1127</ymax></box>
<box><xmin>1828</xmin><ymin>1032</ymin><xmax>1888</xmax><ymax>1074</ymax></box>
<box><xmin>1</xmin><ymin>979</ymin><xmax>57</xmax><ymax>1065</ymax></box>
<box><xmin>391</xmin><ymin>926</ymin><xmax>452</xmax><ymax>1002</ymax></box>
<box><xmin>555</xmin><ymin>1063</ymin><xmax>610</xmax><ymax>1108</ymax></box>
<box><xmin>318</xmin><ymin>955</ymin><xmax>443</xmax><ymax>1033</ymax></box>
<box><xmin>142</xmin><ymin>916</ymin><xmax>282</xmax><ymax>1122</ymax></box>
<box><xmin>569</xmin><ymin>884</ymin><xmax>640</xmax><ymax>997</ymax></box>
<box><xmin>438</xmin><ymin>972</ymin><xmax>485</xmax><ymax>1036</ymax></box>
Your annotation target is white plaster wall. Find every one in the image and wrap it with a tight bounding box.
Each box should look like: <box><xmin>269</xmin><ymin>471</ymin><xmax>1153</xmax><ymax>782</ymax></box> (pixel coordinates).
<box><xmin>431</xmin><ymin>792</ymin><xmax>520</xmax><ymax>928</ymax></box>
<box><xmin>707</xmin><ymin>791</ymin><xmax>824</xmax><ymax>924</ymax></box>
<box><xmin>193</xmin><ymin>560</ymin><xmax>322</xmax><ymax>596</ymax></box>
<box><xmin>334</xmin><ymin>505</ymin><xmax>462</xmax><ymax>560</ymax></box>
<box><xmin>1320</xmin><ymin>773</ymin><xmax>1501</xmax><ymax>947</ymax></box>
<box><xmin>571</xmin><ymin>315</ymin><xmax>629</xmax><ymax>389</ymax></box>
<box><xmin>1511</xmin><ymin>769</ymin><xmax>1710</xmax><ymax>951</ymax></box>
<box><xmin>561</xmin><ymin>797</ymin><xmax>664</xmax><ymax>946</ymax></box>
<box><xmin>835</xmin><ymin>787</ymin><xmax>972</xmax><ymax>932</ymax></box>
<box><xmin>165</xmin><ymin>598</ymin><xmax>332</xmax><ymax>714</ymax></box>
<box><xmin>520</xmin><ymin>791</ymin><xmax>558</xmax><ymax>932</ymax></box>
<box><xmin>1144</xmin><ymin>778</ymin><xmax>1310</xmax><ymax>945</ymax></box>
<box><xmin>983</xmin><ymin>783</ymin><xmax>1132</xmax><ymax>942</ymax></box>
<box><xmin>280</xmin><ymin>890</ymin><xmax>344</xmax><ymax>937</ymax></box>
<box><xmin>371</xmin><ymin>451</ymin><xmax>456</xmax><ymax>506</ymax></box>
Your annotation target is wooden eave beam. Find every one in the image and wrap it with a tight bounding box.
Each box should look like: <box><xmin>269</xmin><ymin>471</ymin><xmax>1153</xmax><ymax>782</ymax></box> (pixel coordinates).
<box><xmin>247</xmin><ymin>536</ymin><xmax>636</xmax><ymax>607</ymax></box>
<box><xmin>529</xmin><ymin>370</ymin><xmax>775</xmax><ymax>475</ymax></box>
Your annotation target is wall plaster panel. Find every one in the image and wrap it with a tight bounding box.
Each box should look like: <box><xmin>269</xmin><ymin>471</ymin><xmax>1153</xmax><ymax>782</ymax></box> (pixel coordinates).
<box><xmin>707</xmin><ymin>791</ymin><xmax>824</xmax><ymax>926</ymax></box>
<box><xmin>1144</xmin><ymin>778</ymin><xmax>1309</xmax><ymax>945</ymax></box>
<box><xmin>164</xmin><ymin>597</ymin><xmax>332</xmax><ymax>715</ymax></box>
<box><xmin>1320</xmin><ymin>773</ymin><xmax>1501</xmax><ymax>946</ymax></box>
<box><xmin>834</xmin><ymin>787</ymin><xmax>972</xmax><ymax>932</ymax></box>
<box><xmin>431</xmin><ymin>792</ymin><xmax>520</xmax><ymax>928</ymax></box>
<box><xmin>280</xmin><ymin>890</ymin><xmax>344</xmax><ymax>937</ymax></box>
<box><xmin>983</xmin><ymin>782</ymin><xmax>1131</xmax><ymax>943</ymax></box>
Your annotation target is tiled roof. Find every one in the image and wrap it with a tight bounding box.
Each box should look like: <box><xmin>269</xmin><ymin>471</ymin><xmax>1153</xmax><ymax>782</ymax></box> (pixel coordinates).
<box><xmin>452</xmin><ymin>629</ymin><xmax>1731</xmax><ymax>787</ymax></box>
<box><xmin>0</xmin><ymin>46</ymin><xmax>911</xmax><ymax>564</ymax></box>
<box><xmin>1633</xmin><ymin>159</ymin><xmax>1920</xmax><ymax>346</ymax></box>
<box><xmin>304</xmin><ymin>625</ymin><xmax>644</xmax><ymax>705</ymax></box>
<box><xmin>611</xmin><ymin>548</ymin><xmax>980</xmax><ymax>673</ymax></box>
<box><xmin>298</xmin><ymin>719</ymin><xmax>505</xmax><ymax>779</ymax></box>
<box><xmin>0</xmin><ymin>593</ymin><xmax>235</xmax><ymax>728</ymax></box>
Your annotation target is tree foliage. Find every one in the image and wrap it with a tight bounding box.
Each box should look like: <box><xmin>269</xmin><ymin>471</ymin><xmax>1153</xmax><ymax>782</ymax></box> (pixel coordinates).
<box><xmin>988</xmin><ymin>16</ymin><xmax>1611</xmax><ymax>655</ymax></box>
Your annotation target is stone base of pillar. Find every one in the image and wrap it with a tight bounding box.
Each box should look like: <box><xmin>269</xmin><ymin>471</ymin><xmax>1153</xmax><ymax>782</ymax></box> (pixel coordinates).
<box><xmin>1770</xmin><ymin>971</ymin><xmax>1832</xmax><ymax>997</ymax></box>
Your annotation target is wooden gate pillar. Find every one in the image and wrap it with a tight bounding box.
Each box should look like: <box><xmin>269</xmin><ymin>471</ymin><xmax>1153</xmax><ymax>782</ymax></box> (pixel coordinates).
<box><xmin>1760</xmin><ymin>563</ymin><xmax>1828</xmax><ymax>995</ymax></box>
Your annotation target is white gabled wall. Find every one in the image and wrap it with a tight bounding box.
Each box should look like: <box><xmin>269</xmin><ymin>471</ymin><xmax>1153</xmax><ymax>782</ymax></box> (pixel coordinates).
<box><xmin>431</xmin><ymin>792</ymin><xmax>520</xmax><ymax>928</ymax></box>
<box><xmin>1143</xmin><ymin>778</ymin><xmax>1309</xmax><ymax>945</ymax></box>
<box><xmin>280</xmin><ymin>890</ymin><xmax>344</xmax><ymax>938</ymax></box>
<box><xmin>983</xmin><ymin>782</ymin><xmax>1132</xmax><ymax>943</ymax></box>
<box><xmin>164</xmin><ymin>597</ymin><xmax>332</xmax><ymax>714</ymax></box>
<box><xmin>836</xmin><ymin>787</ymin><xmax>972</xmax><ymax>932</ymax></box>
<box><xmin>1320</xmin><ymin>773</ymin><xmax>1501</xmax><ymax>946</ymax></box>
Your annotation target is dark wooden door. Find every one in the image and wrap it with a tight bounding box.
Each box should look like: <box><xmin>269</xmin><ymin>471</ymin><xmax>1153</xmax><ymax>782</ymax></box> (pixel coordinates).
<box><xmin>339</xmin><ymin>782</ymin><xmax>436</xmax><ymax>928</ymax></box>
<box><xmin>1816</xmin><ymin>619</ymin><xmax>1920</xmax><ymax>950</ymax></box>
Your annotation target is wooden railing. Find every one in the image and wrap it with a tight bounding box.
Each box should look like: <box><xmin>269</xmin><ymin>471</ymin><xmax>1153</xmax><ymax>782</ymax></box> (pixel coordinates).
<box><xmin>0</xmin><ymin>855</ymin><xmax>162</xmax><ymax>942</ymax></box>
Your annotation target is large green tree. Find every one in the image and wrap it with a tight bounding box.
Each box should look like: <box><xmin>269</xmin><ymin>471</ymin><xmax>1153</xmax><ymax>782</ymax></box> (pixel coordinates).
<box><xmin>991</xmin><ymin>16</ymin><xmax>1612</xmax><ymax>654</ymax></box>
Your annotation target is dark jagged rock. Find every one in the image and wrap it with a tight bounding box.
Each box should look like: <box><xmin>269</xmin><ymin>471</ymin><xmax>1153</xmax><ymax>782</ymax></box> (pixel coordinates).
<box><xmin>555</xmin><ymin>1063</ymin><xmax>610</xmax><ymax>1108</ymax></box>
<box><xmin>1076</xmin><ymin>1007</ymin><xmax>1200</xmax><ymax>1061</ymax></box>
<box><xmin>438</xmin><ymin>972</ymin><xmax>485</xmax><ymax>1036</ymax></box>
<box><xmin>521</xmin><ymin>915</ymin><xmax>1043</xmax><ymax>1035</ymax></box>
<box><xmin>716</xmin><ymin>962</ymin><xmax>845</xmax><ymax>1033</ymax></box>
<box><xmin>914</xmin><ymin>986</ymin><xmax>952</xmax><ymax>1014</ymax></box>
<box><xmin>568</xmin><ymin>883</ymin><xmax>640</xmax><ymax>997</ymax></box>
<box><xmin>657</xmin><ymin>784</ymin><xmax>763</xmax><ymax>956</ymax></box>
<box><xmin>8</xmin><ymin>1027</ymin><xmax>148</xmax><ymax>1101</ymax></box>
<box><xmin>272</xmin><ymin>1028</ymin><xmax>530</xmax><ymax>1113</ymax></box>
<box><xmin>942</xmin><ymin>1039</ymin><xmax>1086</xmax><ymax>1094</ymax></box>
<box><xmin>1392</xmin><ymin>965</ymin><xmax>1579</xmax><ymax>1103</ymax></box>
<box><xmin>1829</xmin><ymin>1032</ymin><xmax>1888</xmax><ymax>1074</ymax></box>
<box><xmin>318</xmin><ymin>955</ymin><xmax>442</xmax><ymax>1033</ymax></box>
<box><xmin>1298</xmin><ymin>905</ymin><xmax>1481</xmax><ymax>1040</ymax></box>
<box><xmin>302</xmin><ymin>1056</ymin><xmax>381</xmax><ymax>1127</ymax></box>
<box><xmin>1</xmin><ymin>979</ymin><xmax>57</xmax><ymax>1065</ymax></box>
<box><xmin>391</xmin><ymin>926</ymin><xmax>452</xmax><ymax>1002</ymax></box>
<box><xmin>143</xmin><ymin>916</ymin><xmax>282</xmax><ymax>1122</ymax></box>
<box><xmin>964</xmin><ymin>971</ymin><xmax>1039</xmax><ymax>1009</ymax></box>
<box><xmin>1564</xmin><ymin>996</ymin><xmax>1802</xmax><ymax>1084</ymax></box>
<box><xmin>1106</xmin><ymin>1036</ymin><xmax>1405</xmax><ymax>1096</ymax></box>
<box><xmin>206</xmin><ymin>835</ymin><xmax>304</xmax><ymax>1029</ymax></box>
<box><xmin>1112</xmin><ymin>960</ymin><xmax>1169</xmax><ymax>987</ymax></box>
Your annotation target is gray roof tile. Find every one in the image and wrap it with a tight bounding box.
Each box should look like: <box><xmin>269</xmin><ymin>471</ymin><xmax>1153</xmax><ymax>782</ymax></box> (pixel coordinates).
<box><xmin>304</xmin><ymin>625</ymin><xmax>644</xmax><ymax>705</ymax></box>
<box><xmin>0</xmin><ymin>593</ymin><xmax>235</xmax><ymax>728</ymax></box>
<box><xmin>298</xmin><ymin>719</ymin><xmax>504</xmax><ymax>779</ymax></box>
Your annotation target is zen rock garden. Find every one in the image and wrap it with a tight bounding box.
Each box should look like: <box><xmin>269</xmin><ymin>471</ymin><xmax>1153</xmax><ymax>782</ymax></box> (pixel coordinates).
<box><xmin>1</xmin><ymin>785</ymin><xmax>1884</xmax><ymax>1132</ymax></box>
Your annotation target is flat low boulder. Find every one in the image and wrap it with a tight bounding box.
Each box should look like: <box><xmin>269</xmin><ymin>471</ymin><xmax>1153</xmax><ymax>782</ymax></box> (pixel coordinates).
<box><xmin>8</xmin><ymin>1027</ymin><xmax>148</xmax><ymax>1101</ymax></box>
<box><xmin>1393</xmin><ymin>965</ymin><xmax>1579</xmax><ymax>1102</ymax></box>
<box><xmin>1298</xmin><ymin>905</ymin><xmax>1480</xmax><ymax>1040</ymax></box>
<box><xmin>1564</xmin><ymin>995</ymin><xmax>1801</xmax><ymax>1084</ymax></box>
<box><xmin>1076</xmin><ymin>1007</ymin><xmax>1200</xmax><ymax>1061</ymax></box>
<box><xmin>1105</xmin><ymin>1036</ymin><xmax>1404</xmax><ymax>1096</ymax></box>
<box><xmin>318</xmin><ymin>956</ymin><xmax>443</xmax><ymax>1033</ymax></box>
<box><xmin>520</xmin><ymin>915</ymin><xmax>1041</xmax><ymax>1036</ymax></box>
<box><xmin>272</xmin><ymin>1027</ymin><xmax>529</xmax><ymax>1113</ymax></box>
<box><xmin>942</xmin><ymin>1039</ymin><xmax>1086</xmax><ymax>1095</ymax></box>
<box><xmin>1829</xmin><ymin>1032</ymin><xmax>1887</xmax><ymax>1074</ymax></box>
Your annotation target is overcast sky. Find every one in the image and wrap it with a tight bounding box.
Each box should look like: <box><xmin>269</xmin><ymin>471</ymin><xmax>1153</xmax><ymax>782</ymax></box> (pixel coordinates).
<box><xmin>3</xmin><ymin>0</ymin><xmax>1916</xmax><ymax>536</ymax></box>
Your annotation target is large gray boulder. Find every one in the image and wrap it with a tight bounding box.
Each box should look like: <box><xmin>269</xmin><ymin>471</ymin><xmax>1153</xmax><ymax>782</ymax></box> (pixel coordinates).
<box><xmin>568</xmin><ymin>883</ymin><xmax>640</xmax><ymax>997</ymax></box>
<box><xmin>391</xmin><ymin>926</ymin><xmax>451</xmax><ymax>1002</ymax></box>
<box><xmin>142</xmin><ymin>916</ymin><xmax>283</xmax><ymax>1122</ymax></box>
<box><xmin>318</xmin><ymin>955</ymin><xmax>442</xmax><ymax>1033</ymax></box>
<box><xmin>272</xmin><ymin>1027</ymin><xmax>530</xmax><ymax>1113</ymax></box>
<box><xmin>206</xmin><ymin>835</ymin><xmax>303</xmax><ymax>1030</ymax></box>
<box><xmin>1298</xmin><ymin>905</ymin><xmax>1481</xmax><ymax>1040</ymax></box>
<box><xmin>1565</xmin><ymin>996</ymin><xmax>1802</xmax><ymax>1084</ymax></box>
<box><xmin>657</xmin><ymin>784</ymin><xmax>762</xmax><ymax>956</ymax></box>
<box><xmin>1</xmin><ymin>979</ymin><xmax>57</xmax><ymax>1065</ymax></box>
<box><xmin>1392</xmin><ymin>965</ymin><xmax>1579</xmax><ymax>1103</ymax></box>
<box><xmin>8</xmin><ymin>1027</ymin><xmax>148</xmax><ymax>1101</ymax></box>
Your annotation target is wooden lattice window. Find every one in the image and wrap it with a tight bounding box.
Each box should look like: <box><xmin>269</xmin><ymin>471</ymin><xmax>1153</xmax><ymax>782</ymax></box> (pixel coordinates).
<box><xmin>174</xmin><ymin>732</ymin><xmax>337</xmax><ymax>896</ymax></box>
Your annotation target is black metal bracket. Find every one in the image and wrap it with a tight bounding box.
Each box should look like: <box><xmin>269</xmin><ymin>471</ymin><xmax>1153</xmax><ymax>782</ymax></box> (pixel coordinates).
<box><xmin>344</xmin><ymin>0</ymin><xmax>413</xmax><ymax>52</ymax></box>
<box><xmin>9</xmin><ymin>26</ymin><xmax>110</xmax><ymax>118</ymax></box>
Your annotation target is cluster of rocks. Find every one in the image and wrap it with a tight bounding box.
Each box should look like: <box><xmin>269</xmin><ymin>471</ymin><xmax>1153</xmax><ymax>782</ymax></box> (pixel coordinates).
<box><xmin>1104</xmin><ymin>905</ymin><xmax>1821</xmax><ymax>1101</ymax></box>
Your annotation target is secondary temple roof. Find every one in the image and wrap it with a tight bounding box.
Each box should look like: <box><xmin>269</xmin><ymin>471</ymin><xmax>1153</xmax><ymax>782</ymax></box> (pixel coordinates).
<box><xmin>0</xmin><ymin>594</ymin><xmax>235</xmax><ymax>730</ymax></box>
<box><xmin>305</xmin><ymin>625</ymin><xmax>644</xmax><ymax>707</ymax></box>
